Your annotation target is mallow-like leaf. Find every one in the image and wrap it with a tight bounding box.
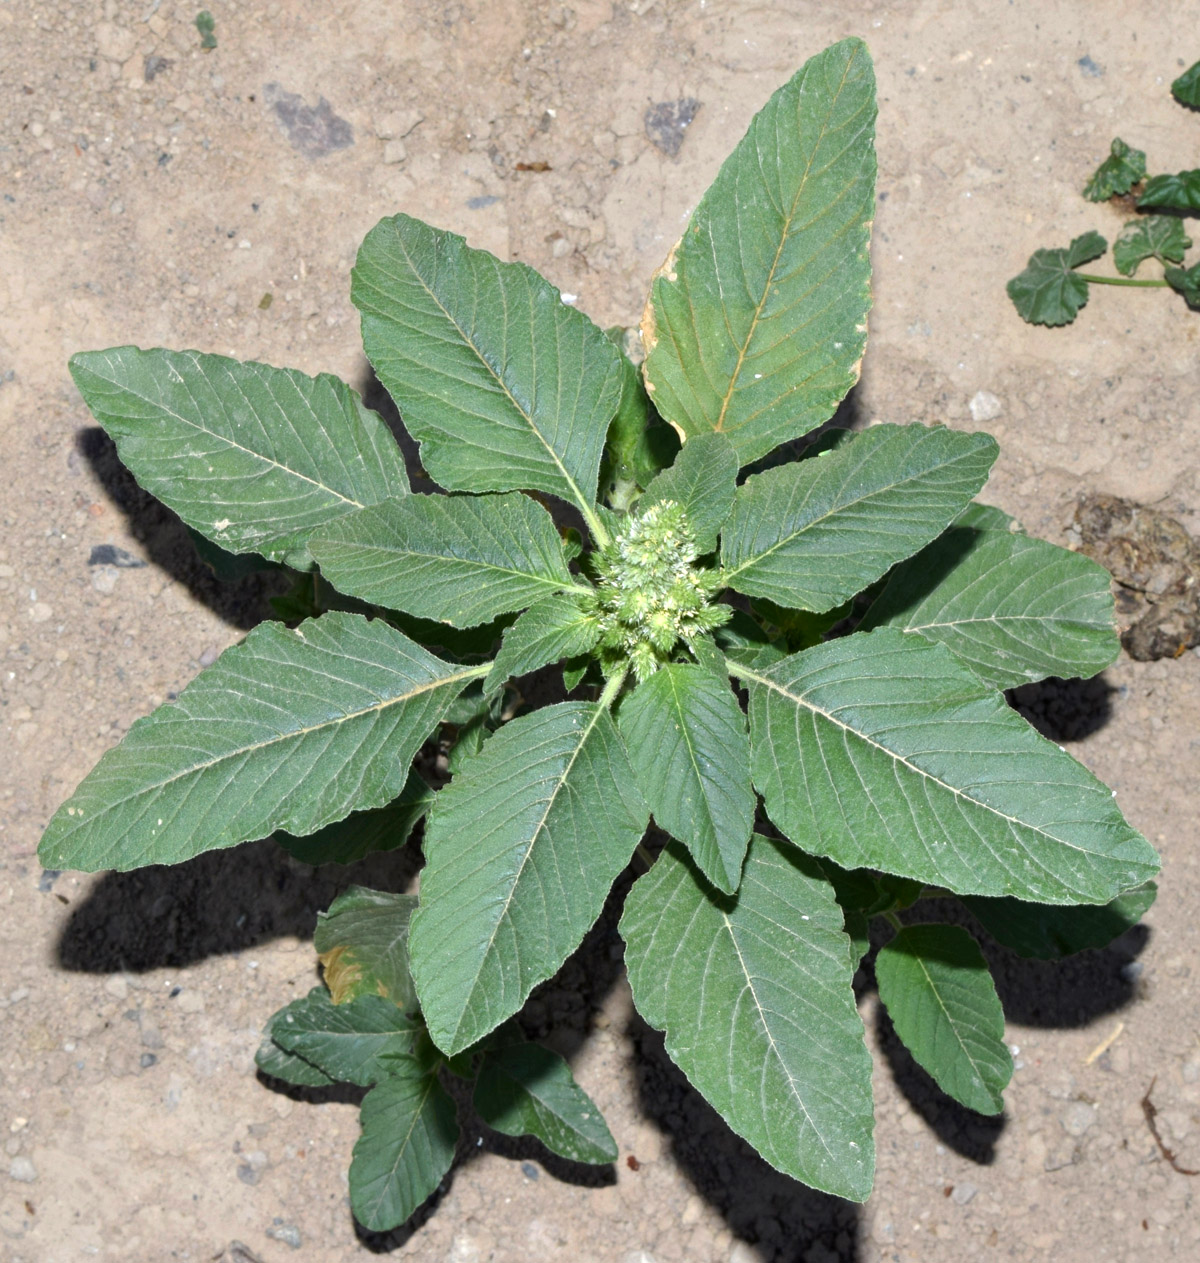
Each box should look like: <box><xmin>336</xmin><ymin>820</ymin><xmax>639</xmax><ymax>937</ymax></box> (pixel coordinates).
<box><xmin>483</xmin><ymin>594</ymin><xmax>600</xmax><ymax>696</ymax></box>
<box><xmin>1138</xmin><ymin>170</ymin><xmax>1200</xmax><ymax>213</ymax></box>
<box><xmin>860</xmin><ymin>524</ymin><xmax>1118</xmax><ymax>689</ymax></box>
<box><xmin>619</xmin><ymin>662</ymin><xmax>755</xmax><ymax>893</ymax></box>
<box><xmin>275</xmin><ymin>769</ymin><xmax>434</xmax><ymax>866</ymax></box>
<box><xmin>310</xmin><ymin>493</ymin><xmax>578</xmax><ymax>628</ymax></box>
<box><xmin>962</xmin><ymin>880</ymin><xmax>1156</xmax><ymax>960</ymax></box>
<box><xmin>875</xmin><ymin>923</ymin><xmax>1011</xmax><ymax>1115</ymax></box>
<box><xmin>1007</xmin><ymin>231</ymin><xmax>1107</xmax><ymax>326</ymax></box>
<box><xmin>720</xmin><ymin>425</ymin><xmax>997</xmax><ymax>614</ymax></box>
<box><xmin>474</xmin><ymin>1040</ymin><xmax>617</xmax><ymax>1164</ymax></box>
<box><xmin>350</xmin><ymin>1061</ymin><xmax>459</xmax><ymax>1232</ymax></box>
<box><xmin>1112</xmin><ymin>216</ymin><xmax>1191</xmax><ymax>277</ymax></box>
<box><xmin>1082</xmin><ymin>137</ymin><xmax>1146</xmax><ymax>202</ymax></box>
<box><xmin>410</xmin><ymin>703</ymin><xmax>649</xmax><ymax>1054</ymax></box>
<box><xmin>69</xmin><ymin>348</ymin><xmax>408</xmax><ymax>566</ymax></box>
<box><xmin>738</xmin><ymin>628</ymin><xmax>1159</xmax><ymax>904</ymax></box>
<box><xmin>639</xmin><ymin>433</ymin><xmax>738</xmax><ymax>554</ymax></box>
<box><xmin>39</xmin><ymin>613</ymin><xmax>481</xmax><ymax>872</ymax></box>
<box><xmin>269</xmin><ymin>988</ymin><xmax>421</xmax><ymax>1085</ymax></box>
<box><xmin>1172</xmin><ymin>60</ymin><xmax>1200</xmax><ymax>109</ymax></box>
<box><xmin>641</xmin><ymin>39</ymin><xmax>876</xmax><ymax>465</ymax></box>
<box><xmin>1166</xmin><ymin>262</ymin><xmax>1200</xmax><ymax>311</ymax></box>
<box><xmin>314</xmin><ymin>887</ymin><xmax>420</xmax><ymax>1009</ymax></box>
<box><xmin>621</xmin><ymin>835</ymin><xmax>874</xmax><ymax>1201</ymax></box>
<box><xmin>352</xmin><ymin>214</ymin><xmax>623</xmax><ymax>527</ymax></box>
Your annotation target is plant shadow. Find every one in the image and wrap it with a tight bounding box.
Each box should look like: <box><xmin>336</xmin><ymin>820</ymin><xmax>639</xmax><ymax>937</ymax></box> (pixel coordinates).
<box><xmin>1007</xmin><ymin>672</ymin><xmax>1116</xmax><ymax>742</ymax></box>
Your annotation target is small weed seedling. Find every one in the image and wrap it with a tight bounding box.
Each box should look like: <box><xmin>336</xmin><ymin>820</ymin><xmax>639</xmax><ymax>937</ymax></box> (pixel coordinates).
<box><xmin>1008</xmin><ymin>59</ymin><xmax>1200</xmax><ymax>325</ymax></box>
<box><xmin>43</xmin><ymin>40</ymin><xmax>1159</xmax><ymax>1234</ymax></box>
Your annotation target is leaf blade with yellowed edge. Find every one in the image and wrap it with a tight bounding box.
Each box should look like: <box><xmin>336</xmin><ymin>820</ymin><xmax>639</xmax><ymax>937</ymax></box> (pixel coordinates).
<box><xmin>641</xmin><ymin>39</ymin><xmax>876</xmax><ymax>466</ymax></box>
<box><xmin>314</xmin><ymin>887</ymin><xmax>420</xmax><ymax>1010</ymax></box>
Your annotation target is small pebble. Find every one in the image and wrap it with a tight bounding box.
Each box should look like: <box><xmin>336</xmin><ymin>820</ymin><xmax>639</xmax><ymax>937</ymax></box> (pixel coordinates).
<box><xmin>968</xmin><ymin>390</ymin><xmax>1003</xmax><ymax>423</ymax></box>
<box><xmin>8</xmin><ymin>1156</ymin><xmax>37</xmax><ymax>1183</ymax></box>
<box><xmin>266</xmin><ymin>1222</ymin><xmax>302</xmax><ymax>1249</ymax></box>
<box><xmin>198</xmin><ymin>646</ymin><xmax>220</xmax><ymax>667</ymax></box>
<box><xmin>1061</xmin><ymin>1101</ymin><xmax>1097</xmax><ymax>1137</ymax></box>
<box><xmin>520</xmin><ymin>1161</ymin><xmax>539</xmax><ymax>1180</ymax></box>
<box><xmin>951</xmin><ymin>1181</ymin><xmax>978</xmax><ymax>1205</ymax></box>
<box><xmin>140</xmin><ymin>1053</ymin><xmax>157</xmax><ymax>1069</ymax></box>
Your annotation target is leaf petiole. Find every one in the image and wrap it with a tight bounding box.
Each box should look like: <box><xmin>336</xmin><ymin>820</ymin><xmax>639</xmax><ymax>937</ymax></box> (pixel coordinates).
<box><xmin>1075</xmin><ymin>273</ymin><xmax>1170</xmax><ymax>288</ymax></box>
<box><xmin>597</xmin><ymin>664</ymin><xmax>629</xmax><ymax>709</ymax></box>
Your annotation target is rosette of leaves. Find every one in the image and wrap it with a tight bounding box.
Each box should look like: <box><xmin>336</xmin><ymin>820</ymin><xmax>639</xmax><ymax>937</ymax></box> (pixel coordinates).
<box><xmin>42</xmin><ymin>39</ymin><xmax>1159</xmax><ymax>1230</ymax></box>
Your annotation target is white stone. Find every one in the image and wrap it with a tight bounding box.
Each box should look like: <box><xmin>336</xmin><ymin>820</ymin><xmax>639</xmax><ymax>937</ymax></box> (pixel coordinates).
<box><xmin>8</xmin><ymin>1156</ymin><xmax>37</xmax><ymax>1183</ymax></box>
<box><xmin>382</xmin><ymin>139</ymin><xmax>408</xmax><ymax>164</ymax></box>
<box><xmin>968</xmin><ymin>390</ymin><xmax>1004</xmax><ymax>423</ymax></box>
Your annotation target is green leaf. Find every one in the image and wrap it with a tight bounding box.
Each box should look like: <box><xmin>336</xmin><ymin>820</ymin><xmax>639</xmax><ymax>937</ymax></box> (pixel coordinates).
<box><xmin>1082</xmin><ymin>137</ymin><xmax>1146</xmax><ymax>201</ymax></box>
<box><xmin>410</xmin><ymin>702</ymin><xmax>649</xmax><ymax>1054</ymax></box>
<box><xmin>311</xmin><ymin>493</ymin><xmax>577</xmax><ymax>628</ymax></box>
<box><xmin>269</xmin><ymin>989</ymin><xmax>421</xmax><ymax>1085</ymax></box>
<box><xmin>39</xmin><ymin>613</ymin><xmax>481</xmax><ymax>873</ymax></box>
<box><xmin>256</xmin><ymin>1028</ymin><xmax>337</xmax><ymax>1087</ymax></box>
<box><xmin>352</xmin><ymin>214</ymin><xmax>623</xmax><ymax>528</ymax></box>
<box><xmin>621</xmin><ymin>835</ymin><xmax>874</xmax><ymax>1201</ymax></box>
<box><xmin>954</xmin><ymin>501</ymin><xmax>1020</xmax><ymax>533</ymax></box>
<box><xmin>962</xmin><ymin>880</ymin><xmax>1156</xmax><ymax>960</ymax></box>
<box><xmin>875</xmin><ymin>924</ymin><xmax>1011</xmax><ymax>1115</ymax></box>
<box><xmin>738</xmin><ymin>627</ymin><xmax>1159</xmax><ymax>904</ymax></box>
<box><xmin>1006</xmin><ymin>231</ymin><xmax>1107</xmax><ymax>326</ymax></box>
<box><xmin>1172</xmin><ymin>60</ymin><xmax>1200</xmax><ymax>108</ymax></box>
<box><xmin>1165</xmin><ymin>261</ymin><xmax>1200</xmax><ymax>310</ymax></box>
<box><xmin>1138</xmin><ymin>170</ymin><xmax>1200</xmax><ymax>213</ymax></box>
<box><xmin>474</xmin><ymin>1041</ymin><xmax>617</xmax><ymax>1164</ymax></box>
<box><xmin>601</xmin><ymin>333</ymin><xmax>678</xmax><ymax>504</ymax></box>
<box><xmin>859</xmin><ymin>524</ymin><xmax>1118</xmax><ymax>690</ymax></box>
<box><xmin>816</xmin><ymin>860</ymin><xmax>922</xmax><ymax>920</ymax></box>
<box><xmin>641</xmin><ymin>39</ymin><xmax>876</xmax><ymax>466</ymax></box>
<box><xmin>483</xmin><ymin>594</ymin><xmax>600</xmax><ymax>695</ymax></box>
<box><xmin>720</xmin><ymin>425</ymin><xmax>997</xmax><ymax>614</ymax></box>
<box><xmin>69</xmin><ymin>348</ymin><xmax>408</xmax><ymax>567</ymax></box>
<box><xmin>350</xmin><ymin>1064</ymin><xmax>459</xmax><ymax>1232</ymax></box>
<box><xmin>640</xmin><ymin>433</ymin><xmax>738</xmax><ymax>554</ymax></box>
<box><xmin>314</xmin><ymin>887</ymin><xmax>420</xmax><ymax>1009</ymax></box>
<box><xmin>1112</xmin><ymin>216</ymin><xmax>1191</xmax><ymax>276</ymax></box>
<box><xmin>275</xmin><ymin>769</ymin><xmax>434</xmax><ymax>865</ymax></box>
<box><xmin>619</xmin><ymin>663</ymin><xmax>755</xmax><ymax>894</ymax></box>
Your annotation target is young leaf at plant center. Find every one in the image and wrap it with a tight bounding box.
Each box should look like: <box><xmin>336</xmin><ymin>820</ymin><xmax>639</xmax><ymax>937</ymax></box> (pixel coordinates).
<box><xmin>350</xmin><ymin>1060</ymin><xmax>459</xmax><ymax>1232</ymax></box>
<box><xmin>310</xmin><ymin>493</ymin><xmax>579</xmax><ymax>629</ymax></box>
<box><xmin>1082</xmin><ymin>137</ymin><xmax>1146</xmax><ymax>201</ymax></box>
<box><xmin>720</xmin><ymin>425</ymin><xmax>997</xmax><ymax>614</ymax></box>
<box><xmin>1112</xmin><ymin>216</ymin><xmax>1192</xmax><ymax>276</ymax></box>
<box><xmin>600</xmin><ymin>329</ymin><xmax>679</xmax><ymax>507</ymax></box>
<box><xmin>621</xmin><ymin>835</ymin><xmax>875</xmax><ymax>1201</ymax></box>
<box><xmin>1166</xmin><ymin>262</ymin><xmax>1200</xmax><ymax>310</ymax></box>
<box><xmin>69</xmin><ymin>349</ymin><xmax>408</xmax><ymax>568</ymax></box>
<box><xmin>474</xmin><ymin>1040</ymin><xmax>618</xmax><ymax>1164</ymax></box>
<box><xmin>738</xmin><ymin>627</ymin><xmax>1160</xmax><ymax>904</ymax></box>
<box><xmin>619</xmin><ymin>662</ymin><xmax>755</xmax><ymax>893</ymax></box>
<box><xmin>352</xmin><ymin>214</ymin><xmax>623</xmax><ymax>533</ymax></box>
<box><xmin>961</xmin><ymin>881</ymin><xmax>1156</xmax><ymax>960</ymax></box>
<box><xmin>315</xmin><ymin>887</ymin><xmax>420</xmax><ymax>1009</ymax></box>
<box><xmin>1172</xmin><ymin>60</ymin><xmax>1200</xmax><ymax>108</ymax></box>
<box><xmin>256</xmin><ymin>1030</ymin><xmax>337</xmax><ymax>1088</ymax></box>
<box><xmin>639</xmin><ymin>432</ymin><xmax>738</xmax><ymax>554</ymax></box>
<box><xmin>410</xmin><ymin>702</ymin><xmax>649</xmax><ymax>1055</ymax></box>
<box><xmin>641</xmin><ymin>39</ymin><xmax>876</xmax><ymax>466</ymax></box>
<box><xmin>875</xmin><ymin>923</ymin><xmax>1011</xmax><ymax>1115</ymax></box>
<box><xmin>269</xmin><ymin>988</ymin><xmax>421</xmax><ymax>1085</ymax></box>
<box><xmin>859</xmin><ymin>523</ymin><xmax>1119</xmax><ymax>690</ymax></box>
<box><xmin>1006</xmin><ymin>231</ymin><xmax>1107</xmax><ymax>326</ymax></box>
<box><xmin>483</xmin><ymin>593</ymin><xmax>600</xmax><ymax>696</ymax></box>
<box><xmin>1138</xmin><ymin>170</ymin><xmax>1200</xmax><ymax>213</ymax></box>
<box><xmin>275</xmin><ymin>770</ymin><xmax>434</xmax><ymax>866</ymax></box>
<box><xmin>714</xmin><ymin>609</ymin><xmax>788</xmax><ymax>669</ymax></box>
<box><xmin>750</xmin><ymin>598</ymin><xmax>851</xmax><ymax>653</ymax></box>
<box><xmin>39</xmin><ymin>613</ymin><xmax>481</xmax><ymax>873</ymax></box>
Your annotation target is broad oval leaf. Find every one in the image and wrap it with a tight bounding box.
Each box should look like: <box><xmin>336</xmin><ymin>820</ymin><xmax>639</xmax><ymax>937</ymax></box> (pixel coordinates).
<box><xmin>314</xmin><ymin>887</ymin><xmax>420</xmax><ymax>1009</ymax></box>
<box><xmin>641</xmin><ymin>39</ymin><xmax>876</xmax><ymax>466</ymax></box>
<box><xmin>38</xmin><ymin>613</ymin><xmax>482</xmax><ymax>873</ymax></box>
<box><xmin>69</xmin><ymin>348</ymin><xmax>408</xmax><ymax>566</ymax></box>
<box><xmin>875</xmin><ymin>923</ymin><xmax>1011</xmax><ymax>1115</ymax></box>
<box><xmin>410</xmin><ymin>702</ymin><xmax>649</xmax><ymax>1054</ymax></box>
<box><xmin>860</xmin><ymin>524</ymin><xmax>1118</xmax><ymax>689</ymax></box>
<box><xmin>256</xmin><ymin>1011</ymin><xmax>337</xmax><ymax>1087</ymax></box>
<box><xmin>1112</xmin><ymin>216</ymin><xmax>1191</xmax><ymax>277</ymax></box>
<box><xmin>738</xmin><ymin>628</ymin><xmax>1159</xmax><ymax>904</ymax></box>
<box><xmin>483</xmin><ymin>594</ymin><xmax>600</xmax><ymax>696</ymax></box>
<box><xmin>352</xmin><ymin>214</ymin><xmax>623</xmax><ymax>524</ymax></box>
<box><xmin>962</xmin><ymin>880</ymin><xmax>1156</xmax><ymax>960</ymax></box>
<box><xmin>619</xmin><ymin>662</ymin><xmax>755</xmax><ymax>893</ymax></box>
<box><xmin>311</xmin><ymin>492</ymin><xmax>578</xmax><ymax>628</ymax></box>
<box><xmin>621</xmin><ymin>834</ymin><xmax>874</xmax><ymax>1201</ymax></box>
<box><xmin>640</xmin><ymin>432</ymin><xmax>738</xmax><ymax>554</ymax></box>
<box><xmin>474</xmin><ymin>1041</ymin><xmax>617</xmax><ymax>1164</ymax></box>
<box><xmin>350</xmin><ymin>1065</ymin><xmax>459</xmax><ymax>1232</ymax></box>
<box><xmin>269</xmin><ymin>988</ymin><xmax>421</xmax><ymax>1086</ymax></box>
<box><xmin>720</xmin><ymin>425</ymin><xmax>997</xmax><ymax>614</ymax></box>
<box><xmin>1006</xmin><ymin>231</ymin><xmax>1106</xmax><ymax>326</ymax></box>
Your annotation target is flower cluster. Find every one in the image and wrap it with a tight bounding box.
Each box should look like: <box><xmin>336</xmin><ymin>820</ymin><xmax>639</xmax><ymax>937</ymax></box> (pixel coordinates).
<box><xmin>588</xmin><ymin>500</ymin><xmax>729</xmax><ymax>681</ymax></box>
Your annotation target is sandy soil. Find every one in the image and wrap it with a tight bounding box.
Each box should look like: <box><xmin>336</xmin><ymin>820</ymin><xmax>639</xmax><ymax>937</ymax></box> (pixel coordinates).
<box><xmin>3</xmin><ymin>2</ymin><xmax>1200</xmax><ymax>1260</ymax></box>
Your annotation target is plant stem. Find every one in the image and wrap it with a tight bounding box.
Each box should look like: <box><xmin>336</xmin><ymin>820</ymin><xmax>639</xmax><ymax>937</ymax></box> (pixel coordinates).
<box><xmin>598</xmin><ymin>665</ymin><xmax>629</xmax><ymax>709</ymax></box>
<box><xmin>1076</xmin><ymin>273</ymin><xmax>1170</xmax><ymax>288</ymax></box>
<box><xmin>579</xmin><ymin>500</ymin><xmax>612</xmax><ymax>550</ymax></box>
<box><xmin>883</xmin><ymin>911</ymin><xmax>903</xmax><ymax>932</ymax></box>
